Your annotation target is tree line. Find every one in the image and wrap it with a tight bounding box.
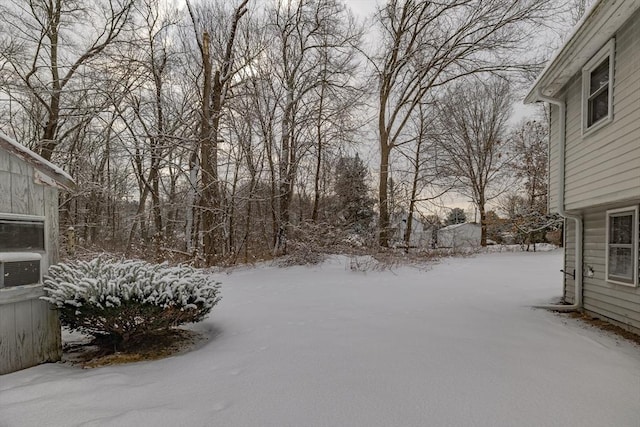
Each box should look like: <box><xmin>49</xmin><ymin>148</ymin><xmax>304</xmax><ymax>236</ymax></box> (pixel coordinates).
<box><xmin>0</xmin><ymin>0</ymin><xmax>575</xmax><ymax>264</ymax></box>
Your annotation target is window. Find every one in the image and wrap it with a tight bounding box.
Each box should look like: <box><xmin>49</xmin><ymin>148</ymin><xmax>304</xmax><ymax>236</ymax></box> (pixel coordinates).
<box><xmin>606</xmin><ymin>206</ymin><xmax>638</xmax><ymax>286</ymax></box>
<box><xmin>0</xmin><ymin>217</ymin><xmax>45</xmax><ymax>252</ymax></box>
<box><xmin>0</xmin><ymin>257</ymin><xmax>42</xmax><ymax>288</ymax></box>
<box><xmin>582</xmin><ymin>39</ymin><xmax>614</xmax><ymax>134</ymax></box>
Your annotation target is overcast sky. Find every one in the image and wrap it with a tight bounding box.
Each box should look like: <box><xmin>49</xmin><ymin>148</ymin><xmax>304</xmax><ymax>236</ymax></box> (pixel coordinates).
<box><xmin>344</xmin><ymin>0</ymin><xmax>379</xmax><ymax>18</ymax></box>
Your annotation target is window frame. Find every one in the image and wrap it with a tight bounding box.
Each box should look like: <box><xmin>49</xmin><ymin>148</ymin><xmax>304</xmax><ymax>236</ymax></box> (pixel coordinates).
<box><xmin>0</xmin><ymin>213</ymin><xmax>46</xmax><ymax>253</ymax></box>
<box><xmin>605</xmin><ymin>206</ymin><xmax>638</xmax><ymax>287</ymax></box>
<box><xmin>582</xmin><ymin>39</ymin><xmax>615</xmax><ymax>136</ymax></box>
<box><xmin>0</xmin><ymin>213</ymin><xmax>47</xmax><ymax>304</ymax></box>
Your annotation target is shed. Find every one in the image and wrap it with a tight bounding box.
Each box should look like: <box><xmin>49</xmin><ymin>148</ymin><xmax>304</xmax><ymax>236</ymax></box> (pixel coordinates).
<box><xmin>0</xmin><ymin>131</ymin><xmax>74</xmax><ymax>374</ymax></box>
<box><xmin>392</xmin><ymin>214</ymin><xmax>435</xmax><ymax>248</ymax></box>
<box><xmin>437</xmin><ymin>223</ymin><xmax>481</xmax><ymax>249</ymax></box>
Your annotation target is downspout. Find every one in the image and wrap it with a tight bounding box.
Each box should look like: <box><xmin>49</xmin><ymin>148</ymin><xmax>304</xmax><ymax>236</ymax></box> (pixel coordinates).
<box><xmin>535</xmin><ymin>89</ymin><xmax>583</xmax><ymax>311</ymax></box>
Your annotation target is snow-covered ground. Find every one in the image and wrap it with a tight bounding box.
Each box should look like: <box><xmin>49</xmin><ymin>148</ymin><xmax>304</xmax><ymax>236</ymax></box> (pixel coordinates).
<box><xmin>2</xmin><ymin>250</ymin><xmax>640</xmax><ymax>427</ymax></box>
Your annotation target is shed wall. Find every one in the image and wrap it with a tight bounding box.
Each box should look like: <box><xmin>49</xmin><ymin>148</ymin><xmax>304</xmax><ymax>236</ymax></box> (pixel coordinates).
<box><xmin>437</xmin><ymin>225</ymin><xmax>481</xmax><ymax>248</ymax></box>
<box><xmin>0</xmin><ymin>149</ymin><xmax>62</xmax><ymax>375</ymax></box>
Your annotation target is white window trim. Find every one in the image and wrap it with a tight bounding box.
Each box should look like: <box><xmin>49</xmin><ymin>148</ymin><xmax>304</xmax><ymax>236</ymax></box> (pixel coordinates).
<box><xmin>0</xmin><ymin>213</ymin><xmax>47</xmax><ymax>254</ymax></box>
<box><xmin>0</xmin><ymin>213</ymin><xmax>47</xmax><ymax>294</ymax></box>
<box><xmin>0</xmin><ymin>284</ymin><xmax>45</xmax><ymax>305</ymax></box>
<box><xmin>582</xmin><ymin>38</ymin><xmax>615</xmax><ymax>136</ymax></box>
<box><xmin>605</xmin><ymin>206</ymin><xmax>638</xmax><ymax>287</ymax></box>
<box><xmin>0</xmin><ymin>213</ymin><xmax>46</xmax><ymax>222</ymax></box>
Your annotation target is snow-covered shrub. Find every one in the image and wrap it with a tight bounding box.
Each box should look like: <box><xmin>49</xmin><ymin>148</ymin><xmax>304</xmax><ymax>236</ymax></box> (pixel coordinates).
<box><xmin>349</xmin><ymin>254</ymin><xmax>403</xmax><ymax>272</ymax></box>
<box><xmin>348</xmin><ymin>255</ymin><xmax>379</xmax><ymax>272</ymax></box>
<box><xmin>276</xmin><ymin>240</ymin><xmax>326</xmax><ymax>266</ymax></box>
<box><xmin>42</xmin><ymin>258</ymin><xmax>221</xmax><ymax>349</ymax></box>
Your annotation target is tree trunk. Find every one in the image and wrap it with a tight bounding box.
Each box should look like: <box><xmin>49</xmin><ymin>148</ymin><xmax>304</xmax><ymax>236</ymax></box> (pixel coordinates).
<box><xmin>479</xmin><ymin>199</ymin><xmax>487</xmax><ymax>247</ymax></box>
<box><xmin>378</xmin><ymin>136</ymin><xmax>391</xmax><ymax>247</ymax></box>
<box><xmin>186</xmin><ymin>150</ymin><xmax>199</xmax><ymax>254</ymax></box>
<box><xmin>312</xmin><ymin>64</ymin><xmax>327</xmax><ymax>223</ymax></box>
<box><xmin>276</xmin><ymin>94</ymin><xmax>294</xmax><ymax>255</ymax></box>
<box><xmin>404</xmin><ymin>180</ymin><xmax>419</xmax><ymax>253</ymax></box>
<box><xmin>311</xmin><ymin>125</ymin><xmax>322</xmax><ymax>223</ymax></box>
<box><xmin>199</xmin><ymin>31</ymin><xmax>216</xmax><ymax>264</ymax></box>
<box><xmin>188</xmin><ymin>0</ymin><xmax>248</xmax><ymax>265</ymax></box>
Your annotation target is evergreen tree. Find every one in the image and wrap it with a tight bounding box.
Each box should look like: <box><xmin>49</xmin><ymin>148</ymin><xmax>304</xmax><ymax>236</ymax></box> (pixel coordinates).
<box><xmin>446</xmin><ymin>208</ymin><xmax>467</xmax><ymax>225</ymax></box>
<box><xmin>334</xmin><ymin>154</ymin><xmax>374</xmax><ymax>233</ymax></box>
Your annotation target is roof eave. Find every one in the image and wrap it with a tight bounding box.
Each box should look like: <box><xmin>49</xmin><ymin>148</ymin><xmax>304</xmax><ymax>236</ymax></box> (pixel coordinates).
<box><xmin>0</xmin><ymin>133</ymin><xmax>76</xmax><ymax>191</ymax></box>
<box><xmin>525</xmin><ymin>0</ymin><xmax>639</xmax><ymax>104</ymax></box>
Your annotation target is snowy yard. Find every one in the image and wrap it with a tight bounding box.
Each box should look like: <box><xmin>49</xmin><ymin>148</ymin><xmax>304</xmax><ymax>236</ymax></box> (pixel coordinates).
<box><xmin>1</xmin><ymin>250</ymin><xmax>640</xmax><ymax>427</ymax></box>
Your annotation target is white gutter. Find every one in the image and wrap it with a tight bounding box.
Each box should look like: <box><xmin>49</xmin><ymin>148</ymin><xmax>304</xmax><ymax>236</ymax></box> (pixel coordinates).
<box><xmin>535</xmin><ymin>89</ymin><xmax>583</xmax><ymax>312</ymax></box>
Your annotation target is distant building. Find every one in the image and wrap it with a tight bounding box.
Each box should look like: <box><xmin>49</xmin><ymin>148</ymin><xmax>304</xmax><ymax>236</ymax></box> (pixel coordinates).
<box><xmin>392</xmin><ymin>214</ymin><xmax>435</xmax><ymax>248</ymax></box>
<box><xmin>437</xmin><ymin>223</ymin><xmax>481</xmax><ymax>249</ymax></box>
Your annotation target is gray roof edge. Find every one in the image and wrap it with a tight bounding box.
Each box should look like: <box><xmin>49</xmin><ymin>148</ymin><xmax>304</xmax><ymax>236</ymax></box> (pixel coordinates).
<box><xmin>525</xmin><ymin>0</ymin><xmax>639</xmax><ymax>104</ymax></box>
<box><xmin>0</xmin><ymin>132</ymin><xmax>75</xmax><ymax>190</ymax></box>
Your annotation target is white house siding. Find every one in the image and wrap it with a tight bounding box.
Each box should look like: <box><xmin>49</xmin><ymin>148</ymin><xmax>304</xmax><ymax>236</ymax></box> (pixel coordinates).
<box><xmin>563</xmin><ymin>204</ymin><xmax>640</xmax><ymax>335</ymax></box>
<box><xmin>0</xmin><ymin>149</ymin><xmax>62</xmax><ymax>375</ymax></box>
<box><xmin>563</xmin><ymin>218</ymin><xmax>576</xmax><ymax>303</ymax></box>
<box><xmin>551</xmin><ymin>9</ymin><xmax>640</xmax><ymax>335</ymax></box>
<box><xmin>556</xmin><ymin>11</ymin><xmax>640</xmax><ymax>211</ymax></box>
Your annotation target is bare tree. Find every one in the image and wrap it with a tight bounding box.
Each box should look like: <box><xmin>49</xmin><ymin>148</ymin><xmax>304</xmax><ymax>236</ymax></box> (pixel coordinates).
<box><xmin>370</xmin><ymin>0</ymin><xmax>555</xmax><ymax>247</ymax></box>
<box><xmin>435</xmin><ymin>78</ymin><xmax>515</xmax><ymax>246</ymax></box>
<box><xmin>569</xmin><ymin>0</ymin><xmax>595</xmax><ymax>25</ymax></box>
<box><xmin>510</xmin><ymin>120</ymin><xmax>549</xmax><ymax>212</ymax></box>
<box><xmin>0</xmin><ymin>0</ymin><xmax>135</xmax><ymax>160</ymax></box>
<box><xmin>265</xmin><ymin>0</ymin><xmax>362</xmax><ymax>254</ymax></box>
<box><xmin>186</xmin><ymin>0</ymin><xmax>249</xmax><ymax>265</ymax></box>
<box><xmin>114</xmin><ymin>0</ymin><xmax>188</xmax><ymax>258</ymax></box>
<box><xmin>308</xmin><ymin>6</ymin><xmax>363</xmax><ymax>223</ymax></box>
<box><xmin>1</xmin><ymin>0</ymin><xmax>566</xmax><ymax>262</ymax></box>
<box><xmin>502</xmin><ymin>119</ymin><xmax>560</xmax><ymax>250</ymax></box>
<box><xmin>396</xmin><ymin>102</ymin><xmax>450</xmax><ymax>251</ymax></box>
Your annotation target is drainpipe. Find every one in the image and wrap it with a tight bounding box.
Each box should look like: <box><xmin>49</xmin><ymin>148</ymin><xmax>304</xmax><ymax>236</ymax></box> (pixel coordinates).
<box><xmin>535</xmin><ymin>89</ymin><xmax>583</xmax><ymax>311</ymax></box>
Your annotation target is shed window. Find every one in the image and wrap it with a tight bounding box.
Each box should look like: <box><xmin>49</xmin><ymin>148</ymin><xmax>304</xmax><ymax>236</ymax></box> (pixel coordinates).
<box><xmin>0</xmin><ymin>218</ymin><xmax>45</xmax><ymax>252</ymax></box>
<box><xmin>606</xmin><ymin>207</ymin><xmax>638</xmax><ymax>287</ymax></box>
<box><xmin>1</xmin><ymin>260</ymin><xmax>41</xmax><ymax>288</ymax></box>
<box><xmin>582</xmin><ymin>39</ymin><xmax>614</xmax><ymax>134</ymax></box>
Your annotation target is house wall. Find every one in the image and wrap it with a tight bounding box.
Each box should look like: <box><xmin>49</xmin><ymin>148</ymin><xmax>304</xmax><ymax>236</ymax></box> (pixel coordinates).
<box><xmin>549</xmin><ymin>10</ymin><xmax>640</xmax><ymax>211</ymax></box>
<box><xmin>563</xmin><ymin>202</ymin><xmax>640</xmax><ymax>335</ymax></box>
<box><xmin>550</xmin><ymin>10</ymin><xmax>640</xmax><ymax>336</ymax></box>
<box><xmin>563</xmin><ymin>218</ymin><xmax>576</xmax><ymax>304</ymax></box>
<box><xmin>548</xmin><ymin>104</ymin><xmax>561</xmax><ymax>213</ymax></box>
<box><xmin>0</xmin><ymin>149</ymin><xmax>62</xmax><ymax>375</ymax></box>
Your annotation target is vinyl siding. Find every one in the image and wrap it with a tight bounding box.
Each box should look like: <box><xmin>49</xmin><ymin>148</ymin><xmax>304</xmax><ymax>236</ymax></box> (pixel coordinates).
<box><xmin>549</xmin><ymin>9</ymin><xmax>640</xmax><ymax>212</ymax></box>
<box><xmin>564</xmin><ymin>204</ymin><xmax>640</xmax><ymax>335</ymax></box>
<box><xmin>563</xmin><ymin>218</ymin><xmax>576</xmax><ymax>303</ymax></box>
